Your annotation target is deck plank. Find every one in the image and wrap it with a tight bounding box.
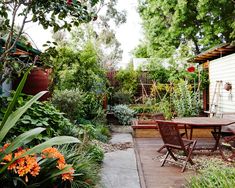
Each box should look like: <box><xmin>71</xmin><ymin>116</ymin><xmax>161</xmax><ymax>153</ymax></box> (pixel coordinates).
<box><xmin>134</xmin><ymin>138</ymin><xmax>195</xmax><ymax>188</ymax></box>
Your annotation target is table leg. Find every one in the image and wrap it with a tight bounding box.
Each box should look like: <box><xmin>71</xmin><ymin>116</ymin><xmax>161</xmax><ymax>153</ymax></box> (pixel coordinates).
<box><xmin>190</xmin><ymin>126</ymin><xmax>193</xmax><ymax>140</ymax></box>
<box><xmin>184</xmin><ymin>125</ymin><xmax>193</xmax><ymax>140</ymax></box>
<box><xmin>184</xmin><ymin>125</ymin><xmax>188</xmax><ymax>139</ymax></box>
<box><xmin>212</xmin><ymin>126</ymin><xmax>222</xmax><ymax>151</ymax></box>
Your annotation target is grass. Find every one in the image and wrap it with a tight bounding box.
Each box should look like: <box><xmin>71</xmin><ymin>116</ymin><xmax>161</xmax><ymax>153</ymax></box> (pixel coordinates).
<box><xmin>186</xmin><ymin>157</ymin><xmax>235</xmax><ymax>188</ymax></box>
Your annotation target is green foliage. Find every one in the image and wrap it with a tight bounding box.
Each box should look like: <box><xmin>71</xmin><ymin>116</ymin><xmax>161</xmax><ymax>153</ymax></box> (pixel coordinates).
<box><xmin>82</xmin><ymin>93</ymin><xmax>105</xmax><ymax>121</ymax></box>
<box><xmin>112</xmin><ymin>90</ymin><xmax>133</xmax><ymax>105</ymax></box>
<box><xmin>59</xmin><ymin>145</ymin><xmax>101</xmax><ymax>188</ymax></box>
<box><xmin>138</xmin><ymin>0</ymin><xmax>235</xmax><ymax>57</ymax></box>
<box><xmin>145</xmin><ymin>57</ymin><xmax>198</xmax><ymax>85</ymax></box>
<box><xmin>112</xmin><ymin>105</ymin><xmax>136</xmax><ymax>125</ymax></box>
<box><xmin>77</xmin><ymin>122</ymin><xmax>110</xmax><ymax>143</ymax></box>
<box><xmin>158</xmin><ymin>98</ymin><xmax>173</xmax><ymax>120</ymax></box>
<box><xmin>186</xmin><ymin>162</ymin><xmax>235</xmax><ymax>188</ymax></box>
<box><xmin>0</xmin><ymin>96</ymin><xmax>78</xmax><ymax>144</ymax></box>
<box><xmin>86</xmin><ymin>144</ymin><xmax>104</xmax><ymax>164</ymax></box>
<box><xmin>53</xmin><ymin>45</ymin><xmax>106</xmax><ymax>92</ymax></box>
<box><xmin>51</xmin><ymin>89</ymin><xmax>85</xmax><ymax>122</ymax></box>
<box><xmin>0</xmin><ymin>1</ymin><xmax>97</xmax><ymax>33</ymax></box>
<box><xmin>130</xmin><ymin>104</ymin><xmax>159</xmax><ymax>114</ymax></box>
<box><xmin>94</xmin><ymin>124</ymin><xmax>111</xmax><ymax>143</ymax></box>
<box><xmin>172</xmin><ymin>80</ymin><xmax>201</xmax><ymax>117</ymax></box>
<box><xmin>115</xmin><ymin>63</ymin><xmax>138</xmax><ymax>96</ymax></box>
<box><xmin>133</xmin><ymin>43</ymin><xmax>150</xmax><ymax>58</ymax></box>
<box><xmin>17</xmin><ymin>101</ymin><xmax>76</xmax><ymax>140</ymax></box>
<box><xmin>146</xmin><ymin>60</ymin><xmax>170</xmax><ymax>83</ymax></box>
<box><xmin>69</xmin><ymin>23</ymin><xmax>123</xmax><ymax>69</ymax></box>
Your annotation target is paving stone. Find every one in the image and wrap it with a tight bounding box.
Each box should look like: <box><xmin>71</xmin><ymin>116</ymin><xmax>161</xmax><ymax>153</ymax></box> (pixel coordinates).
<box><xmin>100</xmin><ymin>133</ymin><xmax>140</xmax><ymax>188</ymax></box>
<box><xmin>110</xmin><ymin>133</ymin><xmax>133</xmax><ymax>144</ymax></box>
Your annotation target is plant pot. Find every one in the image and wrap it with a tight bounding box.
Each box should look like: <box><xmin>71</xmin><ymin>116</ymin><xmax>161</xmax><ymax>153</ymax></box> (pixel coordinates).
<box><xmin>13</xmin><ymin>67</ymin><xmax>51</xmax><ymax>101</ymax></box>
<box><xmin>224</xmin><ymin>83</ymin><xmax>232</xmax><ymax>91</ymax></box>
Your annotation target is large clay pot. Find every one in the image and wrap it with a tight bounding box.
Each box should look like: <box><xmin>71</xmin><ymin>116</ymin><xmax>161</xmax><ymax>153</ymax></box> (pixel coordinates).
<box><xmin>13</xmin><ymin>67</ymin><xmax>51</xmax><ymax>101</ymax></box>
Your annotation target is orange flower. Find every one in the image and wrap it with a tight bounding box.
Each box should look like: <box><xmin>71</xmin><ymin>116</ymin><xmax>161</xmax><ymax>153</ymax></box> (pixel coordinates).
<box><xmin>5</xmin><ymin>149</ymin><xmax>40</xmax><ymax>179</ymax></box>
<box><xmin>42</xmin><ymin>147</ymin><xmax>75</xmax><ymax>181</ymax></box>
<box><xmin>0</xmin><ymin>143</ymin><xmax>10</xmax><ymax>152</ymax></box>
<box><xmin>42</xmin><ymin>147</ymin><xmax>66</xmax><ymax>166</ymax></box>
<box><xmin>56</xmin><ymin>162</ymin><xmax>66</xmax><ymax>170</ymax></box>
<box><xmin>30</xmin><ymin>164</ymin><xmax>40</xmax><ymax>177</ymax></box>
<box><xmin>61</xmin><ymin>166</ymin><xmax>75</xmax><ymax>181</ymax></box>
<box><xmin>1</xmin><ymin>145</ymin><xmax>74</xmax><ymax>182</ymax></box>
<box><xmin>3</xmin><ymin>153</ymin><xmax>12</xmax><ymax>162</ymax></box>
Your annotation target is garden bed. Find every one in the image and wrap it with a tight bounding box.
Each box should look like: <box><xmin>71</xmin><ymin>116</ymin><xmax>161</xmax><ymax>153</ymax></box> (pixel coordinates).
<box><xmin>132</xmin><ymin>119</ymin><xmax>214</xmax><ymax>138</ymax></box>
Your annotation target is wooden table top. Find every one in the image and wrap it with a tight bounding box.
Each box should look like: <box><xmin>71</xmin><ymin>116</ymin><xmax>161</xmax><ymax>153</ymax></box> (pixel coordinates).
<box><xmin>172</xmin><ymin>117</ymin><xmax>235</xmax><ymax>127</ymax></box>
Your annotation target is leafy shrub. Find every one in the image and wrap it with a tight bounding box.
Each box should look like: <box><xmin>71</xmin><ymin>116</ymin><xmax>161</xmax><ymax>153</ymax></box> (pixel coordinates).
<box><xmin>77</xmin><ymin>121</ymin><xmax>110</xmax><ymax>143</ymax></box>
<box><xmin>53</xmin><ymin>45</ymin><xmax>106</xmax><ymax>93</ymax></box>
<box><xmin>112</xmin><ymin>105</ymin><xmax>136</xmax><ymax>125</ymax></box>
<box><xmin>172</xmin><ymin>80</ymin><xmax>201</xmax><ymax>117</ymax></box>
<box><xmin>82</xmin><ymin>92</ymin><xmax>105</xmax><ymax>121</ymax></box>
<box><xmin>112</xmin><ymin>90</ymin><xmax>133</xmax><ymax>105</ymax></box>
<box><xmin>2</xmin><ymin>100</ymin><xmax>78</xmax><ymax>144</ymax></box>
<box><xmin>52</xmin><ymin>89</ymin><xmax>105</xmax><ymax>123</ymax></box>
<box><xmin>94</xmin><ymin>124</ymin><xmax>111</xmax><ymax>143</ymax></box>
<box><xmin>51</xmin><ymin>89</ymin><xmax>85</xmax><ymax>122</ymax></box>
<box><xmin>186</xmin><ymin>161</ymin><xmax>235</xmax><ymax>187</ymax></box>
<box><xmin>115</xmin><ymin>64</ymin><xmax>138</xmax><ymax>96</ymax></box>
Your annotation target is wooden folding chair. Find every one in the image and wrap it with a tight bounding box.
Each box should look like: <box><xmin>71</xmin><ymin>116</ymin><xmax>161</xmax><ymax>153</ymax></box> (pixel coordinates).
<box><xmin>219</xmin><ymin>124</ymin><xmax>235</xmax><ymax>161</ymax></box>
<box><xmin>156</xmin><ymin>120</ymin><xmax>197</xmax><ymax>172</ymax></box>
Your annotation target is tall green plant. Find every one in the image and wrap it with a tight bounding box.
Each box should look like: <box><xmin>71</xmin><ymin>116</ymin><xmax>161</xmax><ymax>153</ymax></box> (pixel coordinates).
<box><xmin>172</xmin><ymin>80</ymin><xmax>201</xmax><ymax>117</ymax></box>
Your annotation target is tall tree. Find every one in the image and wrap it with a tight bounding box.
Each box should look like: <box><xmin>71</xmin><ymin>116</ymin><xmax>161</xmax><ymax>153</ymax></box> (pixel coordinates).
<box><xmin>137</xmin><ymin>0</ymin><xmax>235</xmax><ymax>58</ymax></box>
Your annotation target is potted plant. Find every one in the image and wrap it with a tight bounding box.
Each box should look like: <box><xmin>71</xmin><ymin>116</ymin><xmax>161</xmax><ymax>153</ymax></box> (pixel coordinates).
<box><xmin>224</xmin><ymin>82</ymin><xmax>232</xmax><ymax>91</ymax></box>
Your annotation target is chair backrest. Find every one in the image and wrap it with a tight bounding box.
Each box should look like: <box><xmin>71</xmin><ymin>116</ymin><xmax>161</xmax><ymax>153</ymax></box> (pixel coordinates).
<box><xmin>156</xmin><ymin>120</ymin><xmax>184</xmax><ymax>148</ymax></box>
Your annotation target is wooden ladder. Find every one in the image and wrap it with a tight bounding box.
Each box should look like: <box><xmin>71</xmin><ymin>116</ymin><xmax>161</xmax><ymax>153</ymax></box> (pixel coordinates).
<box><xmin>209</xmin><ymin>80</ymin><xmax>223</xmax><ymax>117</ymax></box>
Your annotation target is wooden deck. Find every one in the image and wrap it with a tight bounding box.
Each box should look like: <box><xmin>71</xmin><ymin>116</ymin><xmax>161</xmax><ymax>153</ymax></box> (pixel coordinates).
<box><xmin>134</xmin><ymin>138</ymin><xmax>196</xmax><ymax>188</ymax></box>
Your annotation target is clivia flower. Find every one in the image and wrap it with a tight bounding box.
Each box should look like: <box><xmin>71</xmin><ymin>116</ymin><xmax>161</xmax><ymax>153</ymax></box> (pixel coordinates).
<box><xmin>0</xmin><ymin>144</ymin><xmax>74</xmax><ymax>182</ymax></box>
<box><xmin>42</xmin><ymin>147</ymin><xmax>74</xmax><ymax>181</ymax></box>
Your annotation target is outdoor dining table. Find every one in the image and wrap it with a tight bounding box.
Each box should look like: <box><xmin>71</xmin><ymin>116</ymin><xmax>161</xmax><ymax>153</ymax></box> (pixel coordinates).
<box><xmin>172</xmin><ymin>117</ymin><xmax>235</xmax><ymax>151</ymax></box>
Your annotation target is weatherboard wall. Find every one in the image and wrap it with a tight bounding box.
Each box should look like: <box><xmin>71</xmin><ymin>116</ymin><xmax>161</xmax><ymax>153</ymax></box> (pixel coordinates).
<box><xmin>209</xmin><ymin>53</ymin><xmax>235</xmax><ymax>116</ymax></box>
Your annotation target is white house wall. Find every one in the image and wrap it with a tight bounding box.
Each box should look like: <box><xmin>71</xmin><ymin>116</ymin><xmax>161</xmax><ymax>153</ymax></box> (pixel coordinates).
<box><xmin>209</xmin><ymin>53</ymin><xmax>235</xmax><ymax>116</ymax></box>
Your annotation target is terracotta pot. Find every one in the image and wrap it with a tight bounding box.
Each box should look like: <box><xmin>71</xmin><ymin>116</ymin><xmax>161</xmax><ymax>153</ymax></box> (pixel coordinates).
<box><xmin>13</xmin><ymin>67</ymin><xmax>51</xmax><ymax>101</ymax></box>
<box><xmin>224</xmin><ymin>83</ymin><xmax>232</xmax><ymax>91</ymax></box>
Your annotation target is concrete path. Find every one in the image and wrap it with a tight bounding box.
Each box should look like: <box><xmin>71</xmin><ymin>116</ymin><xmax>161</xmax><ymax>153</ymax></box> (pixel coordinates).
<box><xmin>100</xmin><ymin>133</ymin><xmax>141</xmax><ymax>188</ymax></box>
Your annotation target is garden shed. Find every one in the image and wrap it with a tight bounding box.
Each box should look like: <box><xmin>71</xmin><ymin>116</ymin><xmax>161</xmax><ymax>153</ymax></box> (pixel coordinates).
<box><xmin>190</xmin><ymin>43</ymin><xmax>235</xmax><ymax>117</ymax></box>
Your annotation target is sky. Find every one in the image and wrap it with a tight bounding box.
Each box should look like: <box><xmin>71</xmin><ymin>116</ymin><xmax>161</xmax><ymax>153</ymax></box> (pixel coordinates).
<box><xmin>116</xmin><ymin>0</ymin><xmax>144</xmax><ymax>67</ymax></box>
<box><xmin>21</xmin><ymin>0</ymin><xmax>143</xmax><ymax>68</ymax></box>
